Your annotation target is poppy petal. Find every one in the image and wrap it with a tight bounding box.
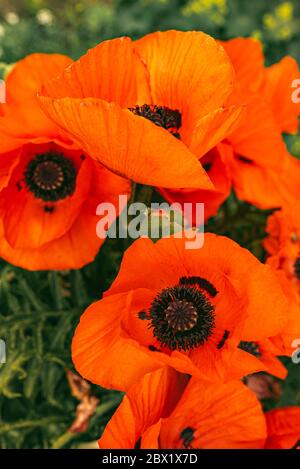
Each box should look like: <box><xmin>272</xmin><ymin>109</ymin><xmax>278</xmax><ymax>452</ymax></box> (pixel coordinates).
<box><xmin>229</xmin><ymin>152</ymin><xmax>300</xmax><ymax>209</ymax></box>
<box><xmin>159</xmin><ymin>379</ymin><xmax>266</xmax><ymax>449</ymax></box>
<box><xmin>0</xmin><ymin>200</ymin><xmax>100</xmax><ymax>270</ymax></box>
<box><xmin>220</xmin><ymin>38</ymin><xmax>265</xmax><ymax>92</ymax></box>
<box><xmin>72</xmin><ymin>294</ymin><xmax>164</xmax><ymax>391</ymax></box>
<box><xmin>99</xmin><ymin>367</ymin><xmax>188</xmax><ymax>449</ymax></box>
<box><xmin>4</xmin><ymin>53</ymin><xmax>73</xmax><ymax>107</ymax></box>
<box><xmin>0</xmin><ymin>148</ymin><xmax>21</xmax><ymax>190</ymax></box>
<box><xmin>141</xmin><ymin>421</ymin><xmax>162</xmax><ymax>449</ymax></box>
<box><xmin>0</xmin><ymin>53</ymin><xmax>73</xmax><ymax>148</ymax></box>
<box><xmin>263</xmin><ymin>56</ymin><xmax>300</xmax><ymax>134</ymax></box>
<box><xmin>188</xmin><ymin>105</ymin><xmax>244</xmax><ymax>158</ymax></box>
<box><xmin>265</xmin><ymin>407</ymin><xmax>300</xmax><ymax>449</ymax></box>
<box><xmin>228</xmin><ymin>92</ymin><xmax>286</xmax><ymax>167</ymax></box>
<box><xmin>159</xmin><ymin>144</ymin><xmax>233</xmax><ymax>222</ymax></box>
<box><xmin>39</xmin><ymin>97</ymin><xmax>213</xmax><ymax>189</ymax></box>
<box><xmin>41</xmin><ymin>37</ymin><xmax>151</xmax><ymax>107</ymax></box>
<box><xmin>135</xmin><ymin>30</ymin><xmax>235</xmax><ymax>137</ymax></box>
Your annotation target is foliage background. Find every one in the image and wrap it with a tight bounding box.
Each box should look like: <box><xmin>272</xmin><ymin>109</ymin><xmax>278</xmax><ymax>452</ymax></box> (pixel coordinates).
<box><xmin>0</xmin><ymin>0</ymin><xmax>300</xmax><ymax>449</ymax></box>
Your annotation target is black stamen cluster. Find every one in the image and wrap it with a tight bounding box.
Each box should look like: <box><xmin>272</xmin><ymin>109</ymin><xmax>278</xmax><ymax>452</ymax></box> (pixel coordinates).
<box><xmin>24</xmin><ymin>152</ymin><xmax>76</xmax><ymax>202</ymax></box>
<box><xmin>149</xmin><ymin>284</ymin><xmax>215</xmax><ymax>351</ymax></box>
<box><xmin>129</xmin><ymin>104</ymin><xmax>182</xmax><ymax>138</ymax></box>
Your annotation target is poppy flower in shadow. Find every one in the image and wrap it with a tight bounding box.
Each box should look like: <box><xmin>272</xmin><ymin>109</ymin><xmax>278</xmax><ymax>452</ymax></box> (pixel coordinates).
<box><xmin>159</xmin><ymin>38</ymin><xmax>300</xmax><ymax>220</ymax></box>
<box><xmin>0</xmin><ymin>54</ymin><xmax>131</xmax><ymax>270</ymax></box>
<box><xmin>264</xmin><ymin>205</ymin><xmax>300</xmax><ymax>296</ymax></box>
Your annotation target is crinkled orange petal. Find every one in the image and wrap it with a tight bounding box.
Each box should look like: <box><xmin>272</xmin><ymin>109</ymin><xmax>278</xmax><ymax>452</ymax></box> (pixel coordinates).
<box><xmin>99</xmin><ymin>367</ymin><xmax>188</xmax><ymax>449</ymax></box>
<box><xmin>263</xmin><ymin>56</ymin><xmax>300</xmax><ymax>134</ymax></box>
<box><xmin>269</xmin><ymin>271</ymin><xmax>300</xmax><ymax>356</ymax></box>
<box><xmin>227</xmin><ymin>92</ymin><xmax>286</xmax><ymax>167</ymax></box>
<box><xmin>41</xmin><ymin>37</ymin><xmax>151</xmax><ymax>107</ymax></box>
<box><xmin>265</xmin><ymin>407</ymin><xmax>300</xmax><ymax>449</ymax></box>
<box><xmin>159</xmin><ymin>379</ymin><xmax>267</xmax><ymax>449</ymax></box>
<box><xmin>189</xmin><ymin>337</ymin><xmax>269</xmax><ymax>383</ymax></box>
<box><xmin>141</xmin><ymin>421</ymin><xmax>161</xmax><ymax>449</ymax></box>
<box><xmin>233</xmin><ymin>261</ymin><xmax>288</xmax><ymax>341</ymax></box>
<box><xmin>220</xmin><ymin>38</ymin><xmax>265</xmax><ymax>92</ymax></box>
<box><xmin>0</xmin><ymin>198</ymin><xmax>100</xmax><ymax>270</ymax></box>
<box><xmin>231</xmin><ymin>159</ymin><xmax>285</xmax><ymax>209</ymax></box>
<box><xmin>0</xmin><ymin>148</ymin><xmax>21</xmax><ymax>190</ymax></box>
<box><xmin>188</xmin><ymin>105</ymin><xmax>244</xmax><ymax>158</ymax></box>
<box><xmin>4</xmin><ymin>53</ymin><xmax>73</xmax><ymax>107</ymax></box>
<box><xmin>39</xmin><ymin>97</ymin><xmax>213</xmax><ymax>189</ymax></box>
<box><xmin>264</xmin><ymin>207</ymin><xmax>300</xmax><ymax>257</ymax></box>
<box><xmin>230</xmin><ymin>152</ymin><xmax>300</xmax><ymax>209</ymax></box>
<box><xmin>0</xmin><ymin>53</ymin><xmax>73</xmax><ymax>149</ymax></box>
<box><xmin>134</xmin><ymin>30</ymin><xmax>235</xmax><ymax>140</ymax></box>
<box><xmin>258</xmin><ymin>347</ymin><xmax>287</xmax><ymax>380</ymax></box>
<box><xmin>159</xmin><ymin>144</ymin><xmax>232</xmax><ymax>222</ymax></box>
<box><xmin>105</xmin><ymin>237</ymin><xmax>186</xmax><ymax>296</ymax></box>
<box><xmin>72</xmin><ymin>294</ymin><xmax>164</xmax><ymax>391</ymax></box>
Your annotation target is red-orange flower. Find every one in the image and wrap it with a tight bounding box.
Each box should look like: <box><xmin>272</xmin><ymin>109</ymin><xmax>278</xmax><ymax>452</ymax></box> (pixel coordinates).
<box><xmin>265</xmin><ymin>407</ymin><xmax>300</xmax><ymax>449</ymax></box>
<box><xmin>160</xmin><ymin>38</ymin><xmax>300</xmax><ymax>219</ymax></box>
<box><xmin>264</xmin><ymin>206</ymin><xmax>300</xmax><ymax>296</ymax></box>
<box><xmin>99</xmin><ymin>368</ymin><xmax>267</xmax><ymax>449</ymax></box>
<box><xmin>224</xmin><ymin>38</ymin><xmax>300</xmax><ymax>210</ymax></box>
<box><xmin>72</xmin><ymin>234</ymin><xmax>290</xmax><ymax>391</ymax></box>
<box><xmin>0</xmin><ymin>54</ymin><xmax>131</xmax><ymax>270</ymax></box>
<box><xmin>38</xmin><ymin>31</ymin><xmax>243</xmax><ymax>190</ymax></box>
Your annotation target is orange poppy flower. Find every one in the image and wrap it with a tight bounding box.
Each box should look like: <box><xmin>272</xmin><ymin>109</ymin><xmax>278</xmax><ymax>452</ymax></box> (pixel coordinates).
<box><xmin>99</xmin><ymin>368</ymin><xmax>267</xmax><ymax>449</ymax></box>
<box><xmin>268</xmin><ymin>270</ymin><xmax>300</xmax><ymax>361</ymax></box>
<box><xmin>265</xmin><ymin>407</ymin><xmax>300</xmax><ymax>449</ymax></box>
<box><xmin>250</xmin><ymin>225</ymin><xmax>300</xmax><ymax>370</ymax></box>
<box><xmin>264</xmin><ymin>205</ymin><xmax>300</xmax><ymax>296</ymax></box>
<box><xmin>0</xmin><ymin>54</ymin><xmax>131</xmax><ymax>270</ymax></box>
<box><xmin>38</xmin><ymin>31</ymin><xmax>244</xmax><ymax>190</ymax></box>
<box><xmin>223</xmin><ymin>38</ymin><xmax>300</xmax><ymax>210</ymax></box>
<box><xmin>158</xmin><ymin>38</ymin><xmax>299</xmax><ymax>219</ymax></box>
<box><xmin>206</xmin><ymin>38</ymin><xmax>288</xmax><ymax>211</ymax></box>
<box><xmin>72</xmin><ymin>234</ymin><xmax>290</xmax><ymax>391</ymax></box>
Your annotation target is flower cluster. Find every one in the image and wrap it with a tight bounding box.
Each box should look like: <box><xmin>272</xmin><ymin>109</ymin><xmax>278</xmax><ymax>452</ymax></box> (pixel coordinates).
<box><xmin>0</xmin><ymin>30</ymin><xmax>300</xmax><ymax>449</ymax></box>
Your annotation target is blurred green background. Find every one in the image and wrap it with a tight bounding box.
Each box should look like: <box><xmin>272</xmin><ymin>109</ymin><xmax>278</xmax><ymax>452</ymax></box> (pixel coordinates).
<box><xmin>0</xmin><ymin>0</ymin><xmax>300</xmax><ymax>449</ymax></box>
<box><xmin>0</xmin><ymin>0</ymin><xmax>300</xmax><ymax>64</ymax></box>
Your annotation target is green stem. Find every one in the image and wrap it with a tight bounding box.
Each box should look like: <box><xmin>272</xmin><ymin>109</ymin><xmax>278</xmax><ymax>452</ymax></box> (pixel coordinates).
<box><xmin>52</xmin><ymin>431</ymin><xmax>76</xmax><ymax>449</ymax></box>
